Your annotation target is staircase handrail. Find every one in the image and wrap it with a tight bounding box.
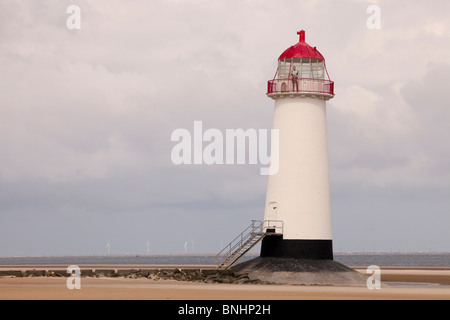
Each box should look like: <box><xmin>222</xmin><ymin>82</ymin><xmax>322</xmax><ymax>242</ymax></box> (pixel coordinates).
<box><xmin>215</xmin><ymin>219</ymin><xmax>284</xmax><ymax>268</ymax></box>
<box><xmin>216</xmin><ymin>220</ymin><xmax>263</xmax><ymax>265</ymax></box>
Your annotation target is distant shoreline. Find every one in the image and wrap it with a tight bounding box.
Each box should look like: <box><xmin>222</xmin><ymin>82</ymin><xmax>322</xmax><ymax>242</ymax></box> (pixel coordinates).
<box><xmin>1</xmin><ymin>253</ymin><xmax>448</xmax><ymax>269</ymax></box>
<box><xmin>1</xmin><ymin>252</ymin><xmax>449</xmax><ymax>258</ymax></box>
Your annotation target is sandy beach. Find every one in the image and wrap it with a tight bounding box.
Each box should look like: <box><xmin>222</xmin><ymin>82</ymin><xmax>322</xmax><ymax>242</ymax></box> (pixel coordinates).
<box><xmin>1</xmin><ymin>266</ymin><xmax>449</xmax><ymax>300</ymax></box>
<box><xmin>0</xmin><ymin>277</ymin><xmax>449</xmax><ymax>300</ymax></box>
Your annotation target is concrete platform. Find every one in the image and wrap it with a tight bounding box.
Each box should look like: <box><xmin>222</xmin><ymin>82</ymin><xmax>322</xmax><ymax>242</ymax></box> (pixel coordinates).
<box><xmin>231</xmin><ymin>257</ymin><xmax>370</xmax><ymax>286</ymax></box>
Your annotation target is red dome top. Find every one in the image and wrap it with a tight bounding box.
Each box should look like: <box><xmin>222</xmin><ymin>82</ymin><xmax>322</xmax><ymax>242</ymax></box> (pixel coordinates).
<box><xmin>278</xmin><ymin>30</ymin><xmax>325</xmax><ymax>60</ymax></box>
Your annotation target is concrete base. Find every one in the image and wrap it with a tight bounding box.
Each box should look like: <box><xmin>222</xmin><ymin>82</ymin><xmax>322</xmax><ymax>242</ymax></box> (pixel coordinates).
<box><xmin>231</xmin><ymin>257</ymin><xmax>369</xmax><ymax>286</ymax></box>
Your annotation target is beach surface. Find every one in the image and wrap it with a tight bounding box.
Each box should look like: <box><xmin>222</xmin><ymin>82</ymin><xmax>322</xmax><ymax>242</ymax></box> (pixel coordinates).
<box><xmin>1</xmin><ymin>266</ymin><xmax>449</xmax><ymax>300</ymax></box>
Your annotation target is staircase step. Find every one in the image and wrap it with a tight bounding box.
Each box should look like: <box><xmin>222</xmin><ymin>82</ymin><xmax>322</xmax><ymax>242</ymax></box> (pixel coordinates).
<box><xmin>216</xmin><ymin>220</ymin><xmax>283</xmax><ymax>269</ymax></box>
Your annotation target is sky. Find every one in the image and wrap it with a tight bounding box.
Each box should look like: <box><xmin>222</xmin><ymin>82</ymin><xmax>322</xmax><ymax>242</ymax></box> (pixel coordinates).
<box><xmin>0</xmin><ymin>0</ymin><xmax>449</xmax><ymax>256</ymax></box>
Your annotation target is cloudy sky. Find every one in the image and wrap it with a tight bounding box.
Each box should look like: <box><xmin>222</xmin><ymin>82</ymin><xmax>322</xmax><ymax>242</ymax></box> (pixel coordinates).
<box><xmin>1</xmin><ymin>0</ymin><xmax>449</xmax><ymax>256</ymax></box>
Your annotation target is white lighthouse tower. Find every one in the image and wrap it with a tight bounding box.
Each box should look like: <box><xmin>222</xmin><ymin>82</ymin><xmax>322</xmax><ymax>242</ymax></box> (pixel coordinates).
<box><xmin>224</xmin><ymin>30</ymin><xmax>368</xmax><ymax>285</ymax></box>
<box><xmin>261</xmin><ymin>30</ymin><xmax>335</xmax><ymax>260</ymax></box>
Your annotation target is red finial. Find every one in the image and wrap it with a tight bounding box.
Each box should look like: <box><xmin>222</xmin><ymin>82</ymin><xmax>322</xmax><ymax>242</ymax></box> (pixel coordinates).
<box><xmin>297</xmin><ymin>30</ymin><xmax>305</xmax><ymax>42</ymax></box>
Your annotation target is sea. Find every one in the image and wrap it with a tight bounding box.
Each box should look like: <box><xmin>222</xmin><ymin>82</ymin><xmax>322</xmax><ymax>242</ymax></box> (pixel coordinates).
<box><xmin>0</xmin><ymin>252</ymin><xmax>449</xmax><ymax>268</ymax></box>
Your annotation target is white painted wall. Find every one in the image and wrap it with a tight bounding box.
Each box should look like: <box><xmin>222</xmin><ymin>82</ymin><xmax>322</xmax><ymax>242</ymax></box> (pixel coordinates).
<box><xmin>263</xmin><ymin>96</ymin><xmax>332</xmax><ymax>240</ymax></box>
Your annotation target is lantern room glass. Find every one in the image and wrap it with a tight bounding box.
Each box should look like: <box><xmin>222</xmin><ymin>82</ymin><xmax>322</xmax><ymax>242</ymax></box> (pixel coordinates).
<box><xmin>278</xmin><ymin>58</ymin><xmax>325</xmax><ymax>80</ymax></box>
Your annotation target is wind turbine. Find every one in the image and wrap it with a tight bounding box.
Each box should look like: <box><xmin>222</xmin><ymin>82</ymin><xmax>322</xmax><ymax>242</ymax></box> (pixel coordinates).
<box><xmin>184</xmin><ymin>241</ymin><xmax>188</xmax><ymax>254</ymax></box>
<box><xmin>146</xmin><ymin>241</ymin><xmax>150</xmax><ymax>254</ymax></box>
<box><xmin>106</xmin><ymin>242</ymin><xmax>111</xmax><ymax>255</ymax></box>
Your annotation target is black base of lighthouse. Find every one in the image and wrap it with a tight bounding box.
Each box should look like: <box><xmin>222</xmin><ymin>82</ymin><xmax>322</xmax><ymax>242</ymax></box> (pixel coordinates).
<box><xmin>229</xmin><ymin>235</ymin><xmax>370</xmax><ymax>286</ymax></box>
<box><xmin>260</xmin><ymin>235</ymin><xmax>333</xmax><ymax>260</ymax></box>
<box><xmin>230</xmin><ymin>235</ymin><xmax>370</xmax><ymax>286</ymax></box>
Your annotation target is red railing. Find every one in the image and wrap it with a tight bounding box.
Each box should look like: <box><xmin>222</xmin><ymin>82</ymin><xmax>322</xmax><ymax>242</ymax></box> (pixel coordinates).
<box><xmin>267</xmin><ymin>78</ymin><xmax>334</xmax><ymax>95</ymax></box>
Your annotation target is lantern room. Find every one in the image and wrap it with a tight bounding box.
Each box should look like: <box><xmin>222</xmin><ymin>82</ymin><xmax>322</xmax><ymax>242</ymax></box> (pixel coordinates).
<box><xmin>267</xmin><ymin>30</ymin><xmax>334</xmax><ymax>99</ymax></box>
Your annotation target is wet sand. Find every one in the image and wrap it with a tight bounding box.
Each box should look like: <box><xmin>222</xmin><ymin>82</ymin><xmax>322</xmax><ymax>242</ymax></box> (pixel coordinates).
<box><xmin>1</xmin><ymin>266</ymin><xmax>449</xmax><ymax>300</ymax></box>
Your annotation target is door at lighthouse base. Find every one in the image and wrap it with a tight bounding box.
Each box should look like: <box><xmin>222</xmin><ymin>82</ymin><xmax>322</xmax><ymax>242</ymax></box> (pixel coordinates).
<box><xmin>266</xmin><ymin>202</ymin><xmax>278</xmax><ymax>233</ymax></box>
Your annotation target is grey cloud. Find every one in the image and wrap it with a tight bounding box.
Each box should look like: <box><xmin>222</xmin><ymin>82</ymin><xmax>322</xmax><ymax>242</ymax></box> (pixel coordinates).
<box><xmin>1</xmin><ymin>0</ymin><xmax>449</xmax><ymax>255</ymax></box>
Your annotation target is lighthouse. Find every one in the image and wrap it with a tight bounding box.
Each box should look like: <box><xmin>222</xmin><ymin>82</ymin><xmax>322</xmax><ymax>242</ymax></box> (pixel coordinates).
<box><xmin>228</xmin><ymin>30</ymin><xmax>367</xmax><ymax>286</ymax></box>
<box><xmin>215</xmin><ymin>29</ymin><xmax>368</xmax><ymax>285</ymax></box>
<box><xmin>261</xmin><ymin>29</ymin><xmax>335</xmax><ymax>260</ymax></box>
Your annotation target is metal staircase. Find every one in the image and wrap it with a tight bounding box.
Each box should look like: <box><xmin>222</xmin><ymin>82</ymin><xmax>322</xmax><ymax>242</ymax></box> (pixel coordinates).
<box><xmin>216</xmin><ymin>220</ymin><xmax>283</xmax><ymax>269</ymax></box>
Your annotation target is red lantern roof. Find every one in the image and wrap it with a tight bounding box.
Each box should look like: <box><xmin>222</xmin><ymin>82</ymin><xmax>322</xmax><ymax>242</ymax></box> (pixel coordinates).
<box><xmin>278</xmin><ymin>30</ymin><xmax>325</xmax><ymax>60</ymax></box>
